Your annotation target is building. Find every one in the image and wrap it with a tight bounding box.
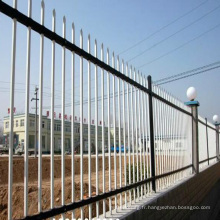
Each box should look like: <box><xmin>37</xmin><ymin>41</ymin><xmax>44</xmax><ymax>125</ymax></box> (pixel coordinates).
<box><xmin>3</xmin><ymin>113</ymin><xmax>126</xmax><ymax>154</ymax></box>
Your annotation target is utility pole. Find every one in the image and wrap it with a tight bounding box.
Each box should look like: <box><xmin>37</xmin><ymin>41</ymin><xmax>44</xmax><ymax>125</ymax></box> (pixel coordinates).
<box><xmin>31</xmin><ymin>86</ymin><xmax>39</xmax><ymax>158</ymax></box>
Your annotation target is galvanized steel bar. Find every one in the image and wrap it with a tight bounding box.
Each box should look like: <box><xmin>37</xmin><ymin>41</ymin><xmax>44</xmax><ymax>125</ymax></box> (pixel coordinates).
<box><xmin>87</xmin><ymin>34</ymin><xmax>92</xmax><ymax>220</ymax></box>
<box><xmin>95</xmin><ymin>40</ymin><xmax>99</xmax><ymax>217</ymax></box>
<box><xmin>38</xmin><ymin>0</ymin><xmax>44</xmax><ymax>213</ymax></box>
<box><xmin>61</xmin><ymin>16</ymin><xmax>66</xmax><ymax>220</ymax></box>
<box><xmin>80</xmin><ymin>29</ymin><xmax>84</xmax><ymax>219</ymax></box>
<box><xmin>24</xmin><ymin>0</ymin><xmax>32</xmax><ymax>216</ymax></box>
<box><xmin>50</xmin><ymin>8</ymin><xmax>56</xmax><ymax>216</ymax></box>
<box><xmin>8</xmin><ymin>0</ymin><xmax>17</xmax><ymax>219</ymax></box>
<box><xmin>101</xmin><ymin>43</ymin><xmax>106</xmax><ymax>216</ymax></box>
<box><xmin>107</xmin><ymin>48</ymin><xmax>112</xmax><ymax>213</ymax></box>
<box><xmin>71</xmin><ymin>22</ymin><xmax>75</xmax><ymax>220</ymax></box>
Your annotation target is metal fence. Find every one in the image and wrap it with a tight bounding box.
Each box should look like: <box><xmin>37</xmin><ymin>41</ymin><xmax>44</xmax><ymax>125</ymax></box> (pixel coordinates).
<box><xmin>198</xmin><ymin>116</ymin><xmax>218</xmax><ymax>170</ymax></box>
<box><xmin>0</xmin><ymin>0</ymin><xmax>219</xmax><ymax>219</ymax></box>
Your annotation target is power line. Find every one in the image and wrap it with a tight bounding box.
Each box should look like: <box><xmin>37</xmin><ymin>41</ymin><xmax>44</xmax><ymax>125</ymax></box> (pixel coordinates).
<box><xmin>127</xmin><ymin>4</ymin><xmax>220</xmax><ymax>62</ymax></box>
<box><xmin>118</xmin><ymin>0</ymin><xmax>209</xmax><ymax>55</ymax></box>
<box><xmin>154</xmin><ymin>61</ymin><xmax>220</xmax><ymax>84</ymax></box>
<box><xmin>138</xmin><ymin>22</ymin><xmax>220</xmax><ymax>69</ymax></box>
<box><xmin>156</xmin><ymin>65</ymin><xmax>220</xmax><ymax>85</ymax></box>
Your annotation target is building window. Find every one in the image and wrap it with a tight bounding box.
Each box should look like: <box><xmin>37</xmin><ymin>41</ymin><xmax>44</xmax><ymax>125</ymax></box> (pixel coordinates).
<box><xmin>57</xmin><ymin>124</ymin><xmax>61</xmax><ymax>131</ymax></box>
<box><xmin>16</xmin><ymin>120</ymin><xmax>18</xmax><ymax>127</ymax></box>
<box><xmin>5</xmin><ymin>122</ymin><xmax>9</xmax><ymax>129</ymax></box>
<box><xmin>42</xmin><ymin>121</ymin><xmax>45</xmax><ymax>128</ymax></box>
<box><xmin>30</xmin><ymin>120</ymin><xmax>35</xmax><ymax>127</ymax></box>
<box><xmin>47</xmin><ymin>122</ymin><xmax>51</xmax><ymax>130</ymax></box>
<box><xmin>74</xmin><ymin>127</ymin><xmax>79</xmax><ymax>134</ymax></box>
<box><xmin>20</xmin><ymin>119</ymin><xmax>24</xmax><ymax>127</ymax></box>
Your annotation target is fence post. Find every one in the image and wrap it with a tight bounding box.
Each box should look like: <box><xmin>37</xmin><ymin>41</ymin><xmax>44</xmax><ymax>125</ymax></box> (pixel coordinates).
<box><xmin>147</xmin><ymin>75</ymin><xmax>156</xmax><ymax>192</ymax></box>
<box><xmin>185</xmin><ymin>101</ymin><xmax>200</xmax><ymax>174</ymax></box>
<box><xmin>205</xmin><ymin>118</ymin><xmax>209</xmax><ymax>165</ymax></box>
<box><xmin>215</xmin><ymin>124</ymin><xmax>220</xmax><ymax>161</ymax></box>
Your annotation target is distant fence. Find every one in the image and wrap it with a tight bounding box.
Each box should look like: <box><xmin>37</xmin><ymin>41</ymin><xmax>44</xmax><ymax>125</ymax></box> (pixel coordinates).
<box><xmin>0</xmin><ymin>0</ymin><xmax>219</xmax><ymax>219</ymax></box>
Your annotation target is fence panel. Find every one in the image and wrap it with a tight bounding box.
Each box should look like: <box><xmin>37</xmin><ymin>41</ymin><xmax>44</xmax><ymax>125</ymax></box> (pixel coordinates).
<box><xmin>0</xmin><ymin>1</ymin><xmax>218</xmax><ymax>219</ymax></box>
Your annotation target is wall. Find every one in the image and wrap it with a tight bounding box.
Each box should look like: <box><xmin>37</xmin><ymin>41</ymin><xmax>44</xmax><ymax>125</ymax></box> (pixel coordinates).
<box><xmin>123</xmin><ymin>161</ymin><xmax>220</xmax><ymax>220</ymax></box>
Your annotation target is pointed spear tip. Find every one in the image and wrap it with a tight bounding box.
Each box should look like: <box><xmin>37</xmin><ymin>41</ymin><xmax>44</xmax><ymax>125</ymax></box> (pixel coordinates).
<box><xmin>41</xmin><ymin>0</ymin><xmax>45</xmax><ymax>8</ymax></box>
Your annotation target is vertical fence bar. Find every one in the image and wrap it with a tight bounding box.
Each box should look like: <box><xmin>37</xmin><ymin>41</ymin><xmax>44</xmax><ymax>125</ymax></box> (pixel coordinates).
<box><xmin>145</xmin><ymin>78</ymin><xmax>151</xmax><ymax>193</ymax></box>
<box><xmin>172</xmin><ymin>96</ymin><xmax>177</xmax><ymax>184</ymax></box>
<box><xmin>175</xmin><ymin>98</ymin><xmax>180</xmax><ymax>180</ymax></box>
<box><xmin>80</xmin><ymin>29</ymin><xmax>84</xmax><ymax>219</ymax></box>
<box><xmin>87</xmin><ymin>34</ymin><xmax>92</xmax><ymax>220</ymax></box>
<box><xmin>153</xmin><ymin>86</ymin><xmax>159</xmax><ymax>190</ymax></box>
<box><xmin>141</xmin><ymin>74</ymin><xmax>146</xmax><ymax>196</ymax></box>
<box><xmin>95</xmin><ymin>40</ymin><xmax>99</xmax><ymax>217</ymax></box>
<box><xmin>160</xmin><ymin>88</ymin><xmax>165</xmax><ymax>188</ymax></box>
<box><xmin>127</xmin><ymin>65</ymin><xmax>131</xmax><ymax>204</ymax></box>
<box><xmin>205</xmin><ymin>118</ymin><xmax>209</xmax><ymax>165</ymax></box>
<box><xmin>61</xmin><ymin>16</ymin><xmax>66</xmax><ymax>220</ymax></box>
<box><xmin>101</xmin><ymin>43</ymin><xmax>106</xmax><ymax>216</ymax></box>
<box><xmin>24</xmin><ymin>0</ymin><xmax>32</xmax><ymax>216</ymax></box>
<box><xmin>131</xmin><ymin>67</ymin><xmax>135</xmax><ymax>201</ymax></box>
<box><xmin>168</xmin><ymin>93</ymin><xmax>172</xmax><ymax>185</ymax></box>
<box><xmin>8</xmin><ymin>0</ymin><xmax>17</xmax><ymax>219</ymax></box>
<box><xmin>38</xmin><ymin>0</ymin><xmax>44</xmax><ymax>213</ymax></box>
<box><xmin>134</xmin><ymin>69</ymin><xmax>139</xmax><ymax>200</ymax></box>
<box><xmin>138</xmin><ymin>73</ymin><xmax>143</xmax><ymax>198</ymax></box>
<box><xmin>107</xmin><ymin>48</ymin><xmax>112</xmax><ymax>213</ymax></box>
<box><xmin>157</xmin><ymin>88</ymin><xmax>162</xmax><ymax>190</ymax></box>
<box><xmin>117</xmin><ymin>56</ymin><xmax>122</xmax><ymax>208</ymax></box>
<box><xmin>147</xmin><ymin>76</ymin><xmax>156</xmax><ymax>192</ymax></box>
<box><xmin>50</xmin><ymin>8</ymin><xmax>56</xmax><ymax>216</ymax></box>
<box><xmin>143</xmin><ymin>77</ymin><xmax>149</xmax><ymax>194</ymax></box>
<box><xmin>122</xmin><ymin>60</ymin><xmax>127</xmax><ymax>208</ymax></box>
<box><xmin>170</xmin><ymin>95</ymin><xmax>175</xmax><ymax>184</ymax></box>
<box><xmin>71</xmin><ymin>22</ymin><xmax>75</xmax><ymax>220</ymax></box>
<box><xmin>112</xmin><ymin>52</ymin><xmax>117</xmax><ymax>210</ymax></box>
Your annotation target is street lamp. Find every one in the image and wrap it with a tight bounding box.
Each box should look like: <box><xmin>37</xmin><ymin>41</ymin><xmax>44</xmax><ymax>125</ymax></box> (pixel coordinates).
<box><xmin>185</xmin><ymin>87</ymin><xmax>199</xmax><ymax>174</ymax></box>
<box><xmin>213</xmin><ymin>115</ymin><xmax>220</xmax><ymax>125</ymax></box>
<box><xmin>186</xmin><ymin>87</ymin><xmax>197</xmax><ymax>101</ymax></box>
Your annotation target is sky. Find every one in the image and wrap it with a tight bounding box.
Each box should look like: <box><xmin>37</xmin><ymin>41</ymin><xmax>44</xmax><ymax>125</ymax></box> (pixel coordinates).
<box><xmin>0</xmin><ymin>0</ymin><xmax>220</xmax><ymax>124</ymax></box>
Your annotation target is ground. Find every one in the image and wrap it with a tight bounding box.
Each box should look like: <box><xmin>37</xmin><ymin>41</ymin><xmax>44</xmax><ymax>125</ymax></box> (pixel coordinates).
<box><xmin>0</xmin><ymin>155</ymin><xmax>133</xmax><ymax>219</ymax></box>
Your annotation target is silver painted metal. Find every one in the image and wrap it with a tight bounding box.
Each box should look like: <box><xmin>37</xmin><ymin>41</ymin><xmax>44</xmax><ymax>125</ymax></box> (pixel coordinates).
<box><xmin>8</xmin><ymin>0</ymin><xmax>17</xmax><ymax>219</ymax></box>
<box><xmin>101</xmin><ymin>43</ymin><xmax>106</xmax><ymax>216</ymax></box>
<box><xmin>80</xmin><ymin>29</ymin><xmax>84</xmax><ymax>219</ymax></box>
<box><xmin>88</xmin><ymin>34</ymin><xmax>92</xmax><ymax>220</ymax></box>
<box><xmin>50</xmin><ymin>8</ymin><xmax>56</xmax><ymax>218</ymax></box>
<box><xmin>95</xmin><ymin>39</ymin><xmax>99</xmax><ymax>217</ymax></box>
<box><xmin>61</xmin><ymin>16</ymin><xmax>66</xmax><ymax>220</ymax></box>
<box><xmin>122</xmin><ymin>60</ymin><xmax>127</xmax><ymax>208</ymax></box>
<box><xmin>127</xmin><ymin>65</ymin><xmax>132</xmax><ymax>204</ymax></box>
<box><xmin>38</xmin><ymin>0</ymin><xmax>45</xmax><ymax>213</ymax></box>
<box><xmin>112</xmin><ymin>52</ymin><xmax>117</xmax><ymax>210</ymax></box>
<box><xmin>71</xmin><ymin>22</ymin><xmax>76</xmax><ymax>220</ymax></box>
<box><xmin>117</xmin><ymin>56</ymin><xmax>122</xmax><ymax>208</ymax></box>
<box><xmin>24</xmin><ymin>0</ymin><xmax>32</xmax><ymax>216</ymax></box>
<box><xmin>107</xmin><ymin>48</ymin><xmax>112</xmax><ymax>213</ymax></box>
<box><xmin>130</xmin><ymin>67</ymin><xmax>135</xmax><ymax>201</ymax></box>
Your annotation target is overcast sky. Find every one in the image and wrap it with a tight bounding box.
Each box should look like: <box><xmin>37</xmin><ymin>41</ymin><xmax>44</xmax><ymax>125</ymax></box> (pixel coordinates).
<box><xmin>0</xmin><ymin>0</ymin><xmax>219</xmax><ymax>124</ymax></box>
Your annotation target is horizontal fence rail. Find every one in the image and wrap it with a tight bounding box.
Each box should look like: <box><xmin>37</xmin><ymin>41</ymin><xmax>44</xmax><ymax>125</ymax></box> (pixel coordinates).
<box><xmin>0</xmin><ymin>1</ymin><xmax>219</xmax><ymax>220</ymax></box>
